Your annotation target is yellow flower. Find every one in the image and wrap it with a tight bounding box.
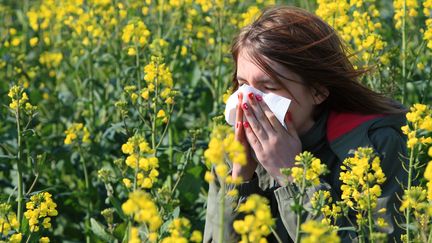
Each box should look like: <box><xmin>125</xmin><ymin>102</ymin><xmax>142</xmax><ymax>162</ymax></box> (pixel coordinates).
<box><xmin>39</xmin><ymin>236</ymin><xmax>50</xmax><ymax>243</ymax></box>
<box><xmin>39</xmin><ymin>51</ymin><xmax>63</xmax><ymax>68</ymax></box>
<box><xmin>234</xmin><ymin>194</ymin><xmax>274</xmax><ymax>241</ymax></box>
<box><xmin>127</xmin><ymin>47</ymin><xmax>137</xmax><ymax>56</ymax></box>
<box><xmin>190</xmin><ymin>230</ymin><xmax>202</xmax><ymax>242</ymax></box>
<box><xmin>123</xmin><ymin>178</ymin><xmax>132</xmax><ymax>188</ymax></box>
<box><xmin>29</xmin><ymin>37</ymin><xmax>39</xmax><ymax>47</ymax></box>
<box><xmin>161</xmin><ymin>217</ymin><xmax>200</xmax><ymax>243</ymax></box>
<box><xmin>238</xmin><ymin>6</ymin><xmax>261</xmax><ymax>28</ymax></box>
<box><xmin>400</xmin><ymin>186</ymin><xmax>428</xmax><ymax>212</ymax></box>
<box><xmin>339</xmin><ymin>147</ymin><xmax>386</xmax><ymax>218</ymax></box>
<box><xmin>180</xmin><ymin>46</ymin><xmax>187</xmax><ymax>56</ymax></box>
<box><xmin>122</xmin><ymin>143</ymin><xmax>134</xmax><ymax>155</ymax></box>
<box><xmin>157</xmin><ymin>109</ymin><xmax>166</xmax><ymax>118</ymax></box>
<box><xmin>286</xmin><ymin>152</ymin><xmax>327</xmax><ymax>186</ymax></box>
<box><xmin>130</xmin><ymin>93</ymin><xmax>138</xmax><ymax>104</ymax></box>
<box><xmin>310</xmin><ymin>190</ymin><xmax>341</xmax><ymax>224</ymax></box>
<box><xmin>227</xmin><ymin>189</ymin><xmax>238</xmax><ymax>197</ymax></box>
<box><xmin>143</xmin><ymin>57</ymin><xmax>173</xmax><ymax>88</ymax></box>
<box><xmin>122</xmin><ymin>191</ymin><xmax>162</xmax><ymax>236</ymax></box>
<box><xmin>8</xmin><ymin>85</ymin><xmax>36</xmax><ymax>113</ymax></box>
<box><xmin>316</xmin><ymin>0</ymin><xmax>386</xmax><ymax>65</ymax></box>
<box><xmin>11</xmin><ymin>37</ymin><xmax>21</xmax><ymax>46</ymax></box>
<box><xmin>24</xmin><ymin>192</ymin><xmax>58</xmax><ymax>232</ymax></box>
<box><xmin>64</xmin><ymin>123</ymin><xmax>90</xmax><ymax>145</ymax></box>
<box><xmin>204</xmin><ymin>171</ymin><xmax>214</xmax><ymax>183</ymax></box>
<box><xmin>141</xmin><ymin>89</ymin><xmax>150</xmax><ymax>100</ymax></box>
<box><xmin>148</xmin><ymin>232</ymin><xmax>158</xmax><ymax>242</ymax></box>
<box><xmin>0</xmin><ymin>203</ymin><xmax>19</xmax><ymax>235</ymax></box>
<box><xmin>121</xmin><ymin>135</ymin><xmax>158</xmax><ymax>189</ymax></box>
<box><xmin>165</xmin><ymin>97</ymin><xmax>174</xmax><ymax>104</ymax></box>
<box><xmin>121</xmin><ymin>20</ymin><xmax>151</xmax><ymax>46</ymax></box>
<box><xmin>9</xmin><ymin>233</ymin><xmax>22</xmax><ymax>243</ymax></box>
<box><xmin>301</xmin><ymin>220</ymin><xmax>340</xmax><ymax>243</ymax></box>
<box><xmin>129</xmin><ymin>227</ymin><xmax>140</xmax><ymax>243</ymax></box>
<box><xmin>204</xmin><ymin>125</ymin><xmax>247</xmax><ymax>186</ymax></box>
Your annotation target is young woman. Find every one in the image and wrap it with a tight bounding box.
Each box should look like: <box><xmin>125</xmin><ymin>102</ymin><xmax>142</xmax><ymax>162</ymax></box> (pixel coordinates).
<box><xmin>204</xmin><ymin>5</ymin><xmax>408</xmax><ymax>243</ymax></box>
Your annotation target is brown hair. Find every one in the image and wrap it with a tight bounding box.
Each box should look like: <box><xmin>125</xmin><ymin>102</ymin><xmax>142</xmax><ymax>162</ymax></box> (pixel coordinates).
<box><xmin>230</xmin><ymin>5</ymin><xmax>405</xmax><ymax>116</ymax></box>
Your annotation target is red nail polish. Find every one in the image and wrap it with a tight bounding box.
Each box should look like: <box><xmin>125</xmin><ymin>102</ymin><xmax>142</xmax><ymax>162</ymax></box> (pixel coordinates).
<box><xmin>243</xmin><ymin>121</ymin><xmax>249</xmax><ymax>128</ymax></box>
<box><xmin>242</xmin><ymin>103</ymin><xmax>249</xmax><ymax>110</ymax></box>
<box><xmin>238</xmin><ymin>93</ymin><xmax>240</xmax><ymax>99</ymax></box>
<box><xmin>287</xmin><ymin>112</ymin><xmax>292</xmax><ymax>122</ymax></box>
<box><xmin>248</xmin><ymin>92</ymin><xmax>254</xmax><ymax>100</ymax></box>
<box><xmin>256</xmin><ymin>94</ymin><xmax>262</xmax><ymax>101</ymax></box>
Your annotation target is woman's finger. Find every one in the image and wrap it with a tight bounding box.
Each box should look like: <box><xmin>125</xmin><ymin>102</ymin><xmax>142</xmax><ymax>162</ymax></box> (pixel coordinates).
<box><xmin>247</xmin><ymin>92</ymin><xmax>275</xmax><ymax>134</ymax></box>
<box><xmin>254</xmin><ymin>93</ymin><xmax>282</xmax><ymax>133</ymax></box>
<box><xmin>235</xmin><ymin>92</ymin><xmax>246</xmax><ymax>143</ymax></box>
<box><xmin>242</xmin><ymin>94</ymin><xmax>268</xmax><ymax>140</ymax></box>
<box><xmin>243</xmin><ymin>116</ymin><xmax>263</xmax><ymax>153</ymax></box>
<box><xmin>284</xmin><ymin>111</ymin><xmax>298</xmax><ymax>138</ymax></box>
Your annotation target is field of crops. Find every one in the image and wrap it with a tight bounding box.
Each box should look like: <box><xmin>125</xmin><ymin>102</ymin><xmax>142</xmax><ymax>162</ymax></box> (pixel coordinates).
<box><xmin>0</xmin><ymin>0</ymin><xmax>431</xmax><ymax>242</ymax></box>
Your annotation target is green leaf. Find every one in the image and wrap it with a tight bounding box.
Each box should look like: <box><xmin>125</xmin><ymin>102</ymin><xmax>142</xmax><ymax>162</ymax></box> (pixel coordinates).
<box><xmin>109</xmin><ymin>196</ymin><xmax>126</xmax><ymax>220</ymax></box>
<box><xmin>113</xmin><ymin>222</ymin><xmax>127</xmax><ymax>240</ymax></box>
<box><xmin>177</xmin><ymin>165</ymin><xmax>204</xmax><ymax>204</ymax></box>
<box><xmin>90</xmin><ymin>218</ymin><xmax>116</xmax><ymax>242</ymax></box>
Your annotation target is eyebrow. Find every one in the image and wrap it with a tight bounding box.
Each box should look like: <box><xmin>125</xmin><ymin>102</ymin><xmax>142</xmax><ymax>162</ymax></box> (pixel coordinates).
<box><xmin>236</xmin><ymin>76</ymin><xmax>274</xmax><ymax>84</ymax></box>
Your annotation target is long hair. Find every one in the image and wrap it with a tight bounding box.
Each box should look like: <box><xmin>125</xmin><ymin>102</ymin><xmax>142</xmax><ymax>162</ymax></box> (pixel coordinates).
<box><xmin>230</xmin><ymin>6</ymin><xmax>405</xmax><ymax>116</ymax></box>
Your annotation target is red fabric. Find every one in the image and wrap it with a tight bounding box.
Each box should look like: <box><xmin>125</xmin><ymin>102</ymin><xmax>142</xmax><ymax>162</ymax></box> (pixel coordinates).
<box><xmin>326</xmin><ymin>111</ymin><xmax>384</xmax><ymax>142</ymax></box>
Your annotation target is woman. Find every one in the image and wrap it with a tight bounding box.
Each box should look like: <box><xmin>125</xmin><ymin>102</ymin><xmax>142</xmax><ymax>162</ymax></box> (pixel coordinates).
<box><xmin>204</xmin><ymin>5</ymin><xmax>408</xmax><ymax>243</ymax></box>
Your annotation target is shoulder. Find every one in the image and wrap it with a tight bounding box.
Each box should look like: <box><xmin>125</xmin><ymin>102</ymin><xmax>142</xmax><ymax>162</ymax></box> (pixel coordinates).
<box><xmin>326</xmin><ymin>110</ymin><xmax>407</xmax><ymax>142</ymax></box>
<box><xmin>326</xmin><ymin>110</ymin><xmax>407</xmax><ymax>162</ymax></box>
<box><xmin>326</xmin><ymin>111</ymin><xmax>385</xmax><ymax>143</ymax></box>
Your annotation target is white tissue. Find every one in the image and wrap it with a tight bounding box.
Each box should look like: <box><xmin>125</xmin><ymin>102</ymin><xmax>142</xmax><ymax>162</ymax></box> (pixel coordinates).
<box><xmin>224</xmin><ymin>84</ymin><xmax>291</xmax><ymax>129</ymax></box>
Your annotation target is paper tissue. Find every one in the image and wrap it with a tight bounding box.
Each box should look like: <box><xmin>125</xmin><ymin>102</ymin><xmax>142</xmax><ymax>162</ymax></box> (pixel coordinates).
<box><xmin>224</xmin><ymin>84</ymin><xmax>291</xmax><ymax>129</ymax></box>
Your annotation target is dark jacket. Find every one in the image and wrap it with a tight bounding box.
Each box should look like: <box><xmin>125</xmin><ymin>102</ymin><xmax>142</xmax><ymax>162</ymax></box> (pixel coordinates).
<box><xmin>203</xmin><ymin>109</ymin><xmax>408</xmax><ymax>243</ymax></box>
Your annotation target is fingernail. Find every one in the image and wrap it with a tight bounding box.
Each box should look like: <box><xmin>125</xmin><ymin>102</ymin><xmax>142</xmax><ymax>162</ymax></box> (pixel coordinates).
<box><xmin>256</xmin><ymin>94</ymin><xmax>262</xmax><ymax>101</ymax></box>
<box><xmin>243</xmin><ymin>121</ymin><xmax>249</xmax><ymax>128</ymax></box>
<box><xmin>242</xmin><ymin>103</ymin><xmax>249</xmax><ymax>110</ymax></box>
<box><xmin>237</xmin><ymin>93</ymin><xmax>240</xmax><ymax>99</ymax></box>
<box><xmin>248</xmin><ymin>92</ymin><xmax>254</xmax><ymax>100</ymax></box>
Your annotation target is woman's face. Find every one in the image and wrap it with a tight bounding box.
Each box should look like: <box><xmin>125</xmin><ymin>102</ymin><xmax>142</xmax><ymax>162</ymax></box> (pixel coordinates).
<box><xmin>236</xmin><ymin>50</ymin><xmax>325</xmax><ymax>135</ymax></box>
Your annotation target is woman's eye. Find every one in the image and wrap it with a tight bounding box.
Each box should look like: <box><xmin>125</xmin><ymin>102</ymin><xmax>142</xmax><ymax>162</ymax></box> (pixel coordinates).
<box><xmin>265</xmin><ymin>87</ymin><xmax>278</xmax><ymax>91</ymax></box>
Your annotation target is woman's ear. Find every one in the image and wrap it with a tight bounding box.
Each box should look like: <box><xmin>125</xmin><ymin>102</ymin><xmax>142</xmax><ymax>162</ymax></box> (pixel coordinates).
<box><xmin>311</xmin><ymin>86</ymin><xmax>329</xmax><ymax>105</ymax></box>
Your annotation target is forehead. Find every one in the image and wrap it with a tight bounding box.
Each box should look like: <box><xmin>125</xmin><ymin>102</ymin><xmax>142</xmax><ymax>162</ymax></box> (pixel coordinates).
<box><xmin>236</xmin><ymin>50</ymin><xmax>269</xmax><ymax>77</ymax></box>
<box><xmin>236</xmin><ymin>49</ymin><xmax>301</xmax><ymax>82</ymax></box>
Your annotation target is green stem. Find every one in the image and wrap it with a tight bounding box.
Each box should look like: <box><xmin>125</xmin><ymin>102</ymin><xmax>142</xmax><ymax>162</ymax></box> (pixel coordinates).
<box><xmin>405</xmin><ymin>141</ymin><xmax>415</xmax><ymax>242</ymax></box>
<box><xmin>133</xmin><ymin>154</ymin><xmax>139</xmax><ymax>191</ymax></box>
<box><xmin>25</xmin><ymin>233</ymin><xmax>32</xmax><ymax>243</ymax></box>
<box><xmin>427</xmin><ymin>225</ymin><xmax>432</xmax><ymax>243</ymax></box>
<box><xmin>135</xmin><ymin>42</ymin><xmax>141</xmax><ymax>90</ymax></box>
<box><xmin>78</xmin><ymin>147</ymin><xmax>91</xmax><ymax>243</ymax></box>
<box><xmin>219</xmin><ymin>179</ymin><xmax>226</xmax><ymax>242</ymax></box>
<box><xmin>15</xmin><ymin>103</ymin><xmax>24</xmax><ymax>231</ymax></box>
<box><xmin>123</xmin><ymin>220</ymin><xmax>132</xmax><ymax>243</ymax></box>
<box><xmin>367</xmin><ymin>184</ymin><xmax>374</xmax><ymax>243</ymax></box>
<box><xmin>151</xmin><ymin>63</ymin><xmax>159</xmax><ymax>151</ymax></box>
<box><xmin>401</xmin><ymin>0</ymin><xmax>407</xmax><ymax>103</ymax></box>
<box><xmin>270</xmin><ymin>225</ymin><xmax>283</xmax><ymax>243</ymax></box>
<box><xmin>295</xmin><ymin>167</ymin><xmax>307</xmax><ymax>243</ymax></box>
<box><xmin>212</xmin><ymin>0</ymin><xmax>225</xmax><ymax>114</ymax></box>
<box><xmin>171</xmin><ymin>149</ymin><xmax>191</xmax><ymax>195</ymax></box>
<box><xmin>88</xmin><ymin>43</ymin><xmax>96</xmax><ymax>127</ymax></box>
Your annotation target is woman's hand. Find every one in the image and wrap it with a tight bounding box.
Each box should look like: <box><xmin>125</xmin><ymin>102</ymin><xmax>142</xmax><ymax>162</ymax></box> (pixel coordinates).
<box><xmin>240</xmin><ymin>92</ymin><xmax>302</xmax><ymax>186</ymax></box>
<box><xmin>232</xmin><ymin>92</ymin><xmax>258</xmax><ymax>181</ymax></box>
